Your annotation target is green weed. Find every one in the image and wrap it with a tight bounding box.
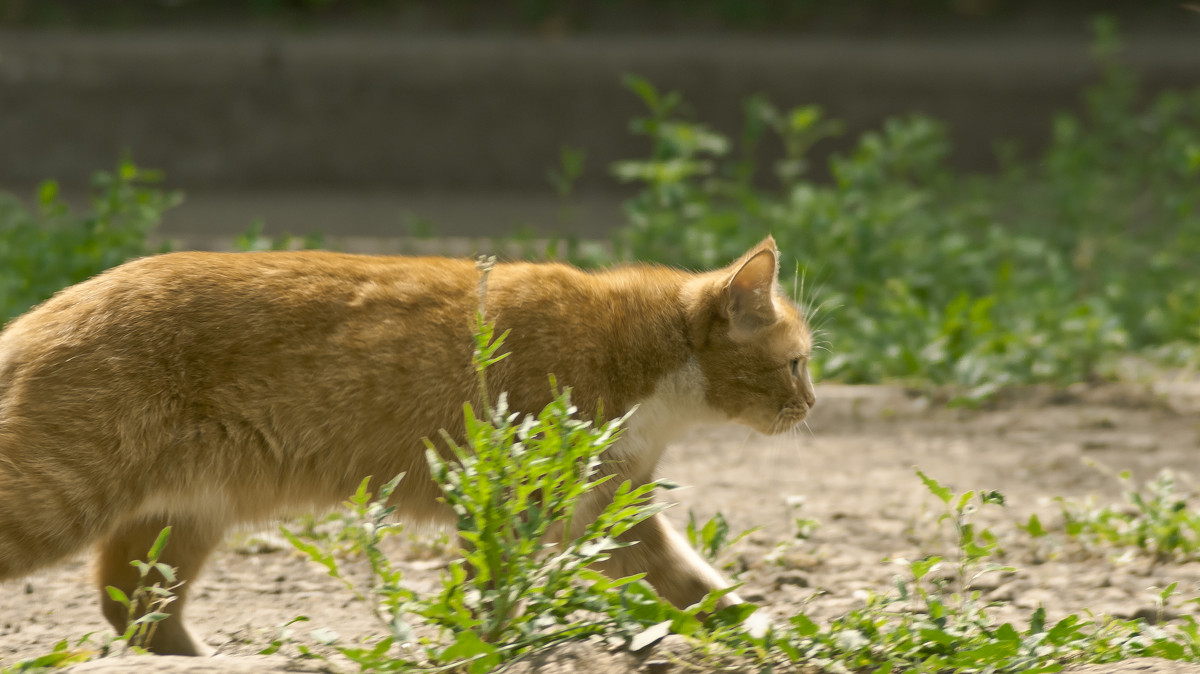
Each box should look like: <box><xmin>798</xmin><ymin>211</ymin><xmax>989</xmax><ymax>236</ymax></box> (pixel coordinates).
<box><xmin>420</xmin><ymin>373</ymin><xmax>662</xmax><ymax>668</ymax></box>
<box><xmin>1059</xmin><ymin>469</ymin><xmax>1200</xmax><ymax>564</ymax></box>
<box><xmin>767</xmin><ymin>471</ymin><xmax>1200</xmax><ymax>672</ymax></box>
<box><xmin>0</xmin><ymin>638</ymin><xmax>94</xmax><ymax>673</ymax></box>
<box><xmin>233</xmin><ymin>220</ymin><xmax>325</xmax><ymax>252</ymax></box>
<box><xmin>608</xmin><ymin>17</ymin><xmax>1200</xmax><ymax>395</ymax></box>
<box><xmin>280</xmin><ymin>473</ymin><xmax>416</xmax><ymax>655</ymax></box>
<box><xmin>0</xmin><ymin>157</ymin><xmax>179</xmax><ymax>327</ymax></box>
<box><xmin>3</xmin><ymin>527</ymin><xmax>185</xmax><ymax>670</ymax></box>
<box><xmin>273</xmin><ymin>259</ymin><xmax>687</xmax><ymax>672</ymax></box>
<box><xmin>103</xmin><ymin>527</ymin><xmax>180</xmax><ymax>655</ymax></box>
<box><xmin>685</xmin><ymin>510</ymin><xmax>757</xmax><ymax>566</ymax></box>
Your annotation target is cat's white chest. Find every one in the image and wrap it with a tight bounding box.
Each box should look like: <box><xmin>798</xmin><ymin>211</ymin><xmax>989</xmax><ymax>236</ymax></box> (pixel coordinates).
<box><xmin>608</xmin><ymin>358</ymin><xmax>724</xmax><ymax>482</ymax></box>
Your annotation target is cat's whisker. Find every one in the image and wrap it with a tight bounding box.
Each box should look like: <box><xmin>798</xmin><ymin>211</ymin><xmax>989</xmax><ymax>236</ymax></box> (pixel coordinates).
<box><xmin>810</xmin><ymin>322</ymin><xmax>835</xmax><ymax>342</ymax></box>
<box><xmin>763</xmin><ymin>417</ymin><xmax>810</xmax><ymax>473</ymax></box>
<box><xmin>801</xmin><ymin>284</ymin><xmax>840</xmax><ymax>311</ymax></box>
<box><xmin>807</xmin><ymin>306</ymin><xmax>831</xmax><ymax>330</ymax></box>
<box><xmin>786</xmin><ymin>263</ymin><xmax>837</xmax><ymax>339</ymax></box>
<box><xmin>804</xmin><ymin>296</ymin><xmax>838</xmax><ymax>320</ymax></box>
<box><xmin>797</xmin><ymin>275</ymin><xmax>826</xmax><ymax>321</ymax></box>
<box><xmin>737</xmin><ymin>428</ymin><xmax>758</xmax><ymax>458</ymax></box>
<box><xmin>806</xmin><ymin>307</ymin><xmax>839</xmax><ymax>335</ymax></box>
<box><xmin>764</xmin><ymin>434</ymin><xmax>789</xmax><ymax>472</ymax></box>
<box><xmin>791</xmin><ymin>423</ymin><xmax>808</xmax><ymax>444</ymax></box>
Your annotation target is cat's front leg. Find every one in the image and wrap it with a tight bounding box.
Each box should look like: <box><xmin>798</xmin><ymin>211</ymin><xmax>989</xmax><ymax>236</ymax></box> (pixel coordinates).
<box><xmin>96</xmin><ymin>513</ymin><xmax>224</xmax><ymax>656</ymax></box>
<box><xmin>594</xmin><ymin>509</ymin><xmax>742</xmax><ymax>610</ymax></box>
<box><xmin>597</xmin><ymin>510</ymin><xmax>774</xmax><ymax>637</ymax></box>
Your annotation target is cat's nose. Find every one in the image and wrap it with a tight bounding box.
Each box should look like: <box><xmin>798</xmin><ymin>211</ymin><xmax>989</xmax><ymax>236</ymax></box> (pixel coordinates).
<box><xmin>806</xmin><ymin>393</ymin><xmax>816</xmax><ymax>408</ymax></box>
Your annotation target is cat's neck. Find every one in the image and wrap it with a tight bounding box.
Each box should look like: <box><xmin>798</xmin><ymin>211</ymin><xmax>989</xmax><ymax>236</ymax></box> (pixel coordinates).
<box><xmin>627</xmin><ymin>356</ymin><xmax>719</xmax><ymax>438</ymax></box>
<box><xmin>491</xmin><ymin>264</ymin><xmax>699</xmax><ymax>417</ymax></box>
<box><xmin>607</xmin><ymin>356</ymin><xmax>722</xmax><ymax>483</ymax></box>
<box><xmin>579</xmin><ymin>268</ymin><xmax>726</xmax><ymax>421</ymax></box>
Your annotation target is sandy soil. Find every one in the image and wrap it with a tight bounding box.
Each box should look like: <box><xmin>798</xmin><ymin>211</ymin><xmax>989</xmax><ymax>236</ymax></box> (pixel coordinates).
<box><xmin>4</xmin><ymin>383</ymin><xmax>1200</xmax><ymax>672</ymax></box>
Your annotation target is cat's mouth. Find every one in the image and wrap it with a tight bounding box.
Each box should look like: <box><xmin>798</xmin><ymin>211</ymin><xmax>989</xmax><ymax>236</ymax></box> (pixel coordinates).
<box><xmin>765</xmin><ymin>405</ymin><xmax>810</xmax><ymax>434</ymax></box>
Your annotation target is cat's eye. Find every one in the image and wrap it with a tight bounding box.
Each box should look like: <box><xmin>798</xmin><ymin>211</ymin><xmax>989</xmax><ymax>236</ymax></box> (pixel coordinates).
<box><xmin>790</xmin><ymin>358</ymin><xmax>801</xmax><ymax>377</ymax></box>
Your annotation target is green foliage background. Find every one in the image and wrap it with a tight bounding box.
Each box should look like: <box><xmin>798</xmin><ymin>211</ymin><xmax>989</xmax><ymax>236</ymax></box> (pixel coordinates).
<box><xmin>0</xmin><ymin>159</ymin><xmax>177</xmax><ymax>326</ymax></box>
<box><xmin>611</xmin><ymin>18</ymin><xmax>1200</xmax><ymax>397</ymax></box>
<box><xmin>2</xmin><ymin>19</ymin><xmax>1197</xmax><ymax>400</ymax></box>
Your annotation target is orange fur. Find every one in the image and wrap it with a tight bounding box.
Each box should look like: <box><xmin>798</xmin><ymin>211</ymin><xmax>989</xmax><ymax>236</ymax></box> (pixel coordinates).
<box><xmin>0</xmin><ymin>237</ymin><xmax>814</xmax><ymax>655</ymax></box>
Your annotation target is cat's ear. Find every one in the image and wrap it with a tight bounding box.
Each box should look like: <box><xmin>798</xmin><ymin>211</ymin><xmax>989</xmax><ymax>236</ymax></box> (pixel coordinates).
<box><xmin>723</xmin><ymin>237</ymin><xmax>780</xmax><ymax>340</ymax></box>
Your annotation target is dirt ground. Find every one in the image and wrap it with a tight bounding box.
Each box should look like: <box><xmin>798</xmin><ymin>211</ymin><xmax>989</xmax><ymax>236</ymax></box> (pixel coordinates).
<box><xmin>4</xmin><ymin>383</ymin><xmax>1200</xmax><ymax>672</ymax></box>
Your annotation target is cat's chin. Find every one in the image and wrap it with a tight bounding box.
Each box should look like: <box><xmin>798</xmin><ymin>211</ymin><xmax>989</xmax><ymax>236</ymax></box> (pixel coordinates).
<box><xmin>761</xmin><ymin>408</ymin><xmax>810</xmax><ymax>435</ymax></box>
<box><xmin>744</xmin><ymin>415</ymin><xmax>806</xmax><ymax>436</ymax></box>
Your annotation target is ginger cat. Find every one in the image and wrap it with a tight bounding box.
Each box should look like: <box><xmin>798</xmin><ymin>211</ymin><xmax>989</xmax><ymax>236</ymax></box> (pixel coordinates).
<box><xmin>0</xmin><ymin>236</ymin><xmax>815</xmax><ymax>656</ymax></box>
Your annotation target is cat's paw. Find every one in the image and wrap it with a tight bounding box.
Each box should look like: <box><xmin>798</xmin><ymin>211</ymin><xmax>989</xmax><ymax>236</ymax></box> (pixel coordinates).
<box><xmin>743</xmin><ymin>608</ymin><xmax>773</xmax><ymax>639</ymax></box>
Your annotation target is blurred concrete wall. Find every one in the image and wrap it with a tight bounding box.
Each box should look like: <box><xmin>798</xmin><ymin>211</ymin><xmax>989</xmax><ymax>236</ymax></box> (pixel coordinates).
<box><xmin>0</xmin><ymin>31</ymin><xmax>1195</xmax><ymax>238</ymax></box>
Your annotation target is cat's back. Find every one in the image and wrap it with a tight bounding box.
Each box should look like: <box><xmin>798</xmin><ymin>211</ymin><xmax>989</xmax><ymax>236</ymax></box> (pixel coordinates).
<box><xmin>0</xmin><ymin>252</ymin><xmax>487</xmax><ymax>416</ymax></box>
<box><xmin>1</xmin><ymin>251</ymin><xmax>478</xmax><ymax>351</ymax></box>
<box><xmin>12</xmin><ymin>249</ymin><xmax>474</xmax><ymax>317</ymax></box>
<box><xmin>0</xmin><ymin>251</ymin><xmax>688</xmax><ymax>423</ymax></box>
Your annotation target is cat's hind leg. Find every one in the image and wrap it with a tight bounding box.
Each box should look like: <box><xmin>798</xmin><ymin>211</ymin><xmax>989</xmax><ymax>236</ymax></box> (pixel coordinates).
<box><xmin>96</xmin><ymin>514</ymin><xmax>225</xmax><ymax>656</ymax></box>
<box><xmin>0</xmin><ymin>458</ymin><xmax>120</xmax><ymax>581</ymax></box>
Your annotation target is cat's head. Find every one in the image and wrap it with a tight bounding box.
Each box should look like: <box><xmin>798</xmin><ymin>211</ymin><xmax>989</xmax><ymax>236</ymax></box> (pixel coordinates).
<box><xmin>687</xmin><ymin>237</ymin><xmax>816</xmax><ymax>435</ymax></box>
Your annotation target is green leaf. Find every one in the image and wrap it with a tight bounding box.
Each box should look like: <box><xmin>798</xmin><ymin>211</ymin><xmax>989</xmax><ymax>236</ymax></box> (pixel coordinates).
<box><xmin>981</xmin><ymin>490</ymin><xmax>1006</xmax><ymax>506</ymax></box>
<box><xmin>790</xmin><ymin>612</ymin><xmax>819</xmax><ymax>637</ymax></box>
<box><xmin>710</xmin><ymin>602</ymin><xmax>759</xmax><ymax>628</ymax></box>
<box><xmin>1148</xmin><ymin>639</ymin><xmax>1186</xmax><ymax>660</ymax></box>
<box><xmin>956</xmin><ymin>490</ymin><xmax>976</xmax><ymax>512</ymax></box>
<box><xmin>669</xmin><ymin>612</ymin><xmax>705</xmax><ymax>638</ymax></box>
<box><xmin>439</xmin><ymin>631</ymin><xmax>501</xmax><ymax>674</ymax></box>
<box><xmin>1046</xmin><ymin>614</ymin><xmax>1083</xmax><ymax>644</ymax></box>
<box><xmin>148</xmin><ymin>526</ymin><xmax>172</xmax><ymax>560</ymax></box>
<box><xmin>37</xmin><ymin>180</ymin><xmax>59</xmax><ymax>207</ymax></box>
<box><xmin>133</xmin><ymin>612</ymin><xmax>171</xmax><ymax>625</ymax></box>
<box><xmin>995</xmin><ymin>622</ymin><xmax>1020</xmax><ymax>642</ymax></box>
<box><xmin>916</xmin><ymin>469</ymin><xmax>952</xmax><ymax>504</ymax></box>
<box><xmin>105</xmin><ymin>586</ymin><xmax>130</xmax><ymax>607</ymax></box>
<box><xmin>1030</xmin><ymin>606</ymin><xmax>1047</xmax><ymax>634</ymax></box>
<box><xmin>279</xmin><ymin>527</ymin><xmax>340</xmax><ymax>577</ymax></box>
<box><xmin>622</xmin><ymin>74</ymin><xmax>660</xmax><ymax>111</ymax></box>
<box><xmin>919</xmin><ymin>627</ymin><xmax>955</xmax><ymax>645</ymax></box>
<box><xmin>953</xmin><ymin>640</ymin><xmax>1018</xmax><ymax>664</ymax></box>
<box><xmin>909</xmin><ymin>556</ymin><xmax>942</xmax><ymax>581</ymax></box>
<box><xmin>1022</xmin><ymin>513</ymin><xmax>1048</xmax><ymax>538</ymax></box>
<box><xmin>694</xmin><ymin>585</ymin><xmax>740</xmax><ymax>615</ymax></box>
<box><xmin>351</xmin><ymin>476</ymin><xmax>374</xmax><ymax>506</ymax></box>
<box><xmin>153</xmin><ymin>562</ymin><xmax>177</xmax><ymax>584</ymax></box>
<box><xmin>11</xmin><ymin>648</ymin><xmax>94</xmax><ymax>669</ymax></box>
